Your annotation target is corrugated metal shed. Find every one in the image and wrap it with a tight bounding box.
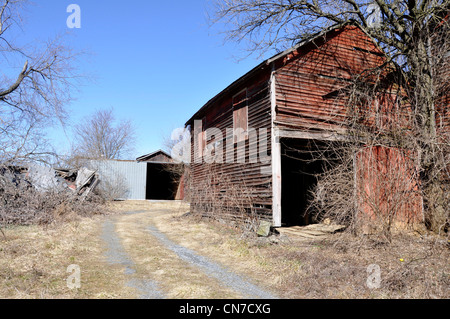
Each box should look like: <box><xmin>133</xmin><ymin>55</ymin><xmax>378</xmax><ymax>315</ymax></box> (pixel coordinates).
<box><xmin>89</xmin><ymin>160</ymin><xmax>147</xmax><ymax>200</ymax></box>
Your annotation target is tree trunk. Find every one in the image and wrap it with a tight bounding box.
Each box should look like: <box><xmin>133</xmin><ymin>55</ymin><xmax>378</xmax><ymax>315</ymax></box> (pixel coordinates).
<box><xmin>410</xmin><ymin>37</ymin><xmax>446</xmax><ymax>232</ymax></box>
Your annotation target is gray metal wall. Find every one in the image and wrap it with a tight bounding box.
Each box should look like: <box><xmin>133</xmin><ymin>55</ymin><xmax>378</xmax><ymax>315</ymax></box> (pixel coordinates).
<box><xmin>89</xmin><ymin>160</ymin><xmax>147</xmax><ymax>200</ymax></box>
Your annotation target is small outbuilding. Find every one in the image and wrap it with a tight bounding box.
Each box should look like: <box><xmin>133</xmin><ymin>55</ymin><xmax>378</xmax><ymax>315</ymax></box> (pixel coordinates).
<box><xmin>136</xmin><ymin>149</ymin><xmax>184</xmax><ymax>200</ymax></box>
<box><xmin>90</xmin><ymin>150</ymin><xmax>184</xmax><ymax>201</ymax></box>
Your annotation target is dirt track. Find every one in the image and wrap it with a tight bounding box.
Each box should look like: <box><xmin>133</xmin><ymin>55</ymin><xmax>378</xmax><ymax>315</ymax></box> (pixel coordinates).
<box><xmin>101</xmin><ymin>202</ymin><xmax>277</xmax><ymax>299</ymax></box>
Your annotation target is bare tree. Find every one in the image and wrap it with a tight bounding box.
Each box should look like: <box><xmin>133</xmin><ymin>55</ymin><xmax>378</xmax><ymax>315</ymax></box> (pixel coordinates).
<box><xmin>211</xmin><ymin>0</ymin><xmax>449</xmax><ymax>235</ymax></box>
<box><xmin>72</xmin><ymin>108</ymin><xmax>136</xmax><ymax>162</ymax></box>
<box><xmin>0</xmin><ymin>0</ymin><xmax>83</xmax><ymax>166</ymax></box>
<box><xmin>0</xmin><ymin>1</ymin><xmax>107</xmax><ymax>230</ymax></box>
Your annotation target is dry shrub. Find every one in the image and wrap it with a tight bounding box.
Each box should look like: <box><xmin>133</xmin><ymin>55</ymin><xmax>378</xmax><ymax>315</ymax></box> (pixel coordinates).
<box><xmin>257</xmin><ymin>231</ymin><xmax>449</xmax><ymax>298</ymax></box>
<box><xmin>0</xmin><ymin>174</ymin><xmax>105</xmax><ymax>227</ymax></box>
<box><xmin>306</xmin><ymin>37</ymin><xmax>450</xmax><ymax>240</ymax></box>
<box><xmin>309</xmin><ymin>141</ymin><xmax>449</xmax><ymax>242</ymax></box>
<box><xmin>190</xmin><ymin>164</ymin><xmax>261</xmax><ymax>231</ymax></box>
<box><xmin>94</xmin><ymin>172</ymin><xmax>128</xmax><ymax>201</ymax></box>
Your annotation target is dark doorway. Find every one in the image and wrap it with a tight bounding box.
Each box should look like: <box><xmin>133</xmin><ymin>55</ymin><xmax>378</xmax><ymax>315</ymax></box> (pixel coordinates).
<box><xmin>281</xmin><ymin>138</ymin><xmax>326</xmax><ymax>226</ymax></box>
<box><xmin>146</xmin><ymin>163</ymin><xmax>177</xmax><ymax>200</ymax></box>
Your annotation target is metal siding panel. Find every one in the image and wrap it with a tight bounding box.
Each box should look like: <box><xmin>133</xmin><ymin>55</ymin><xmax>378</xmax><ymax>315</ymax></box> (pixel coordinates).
<box><xmin>89</xmin><ymin>160</ymin><xmax>147</xmax><ymax>200</ymax></box>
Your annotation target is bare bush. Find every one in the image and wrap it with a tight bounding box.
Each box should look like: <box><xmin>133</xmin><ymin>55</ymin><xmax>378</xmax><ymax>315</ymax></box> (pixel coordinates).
<box><xmin>307</xmin><ymin>144</ymin><xmax>358</xmax><ymax>229</ymax></box>
<box><xmin>190</xmin><ymin>164</ymin><xmax>261</xmax><ymax>231</ymax></box>
<box><xmin>308</xmin><ymin>144</ymin><xmax>426</xmax><ymax>241</ymax></box>
<box><xmin>0</xmin><ymin>164</ymin><xmax>105</xmax><ymax>230</ymax></box>
<box><xmin>309</xmin><ymin>65</ymin><xmax>448</xmax><ymax>240</ymax></box>
<box><xmin>0</xmin><ymin>179</ymin><xmax>104</xmax><ymax>227</ymax></box>
<box><xmin>92</xmin><ymin>168</ymin><xmax>129</xmax><ymax>201</ymax></box>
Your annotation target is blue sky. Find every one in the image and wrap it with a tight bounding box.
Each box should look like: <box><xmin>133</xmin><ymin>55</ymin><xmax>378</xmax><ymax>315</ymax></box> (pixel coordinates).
<box><xmin>17</xmin><ymin>0</ymin><xmax>273</xmax><ymax>159</ymax></box>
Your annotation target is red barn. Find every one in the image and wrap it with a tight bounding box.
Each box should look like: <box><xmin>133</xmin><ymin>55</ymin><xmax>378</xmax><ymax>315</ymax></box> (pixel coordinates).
<box><xmin>185</xmin><ymin>22</ymin><xmax>425</xmax><ymax>227</ymax></box>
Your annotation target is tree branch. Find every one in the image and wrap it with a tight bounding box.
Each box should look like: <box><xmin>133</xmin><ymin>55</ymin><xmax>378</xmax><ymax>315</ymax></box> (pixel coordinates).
<box><xmin>0</xmin><ymin>60</ymin><xmax>28</xmax><ymax>97</ymax></box>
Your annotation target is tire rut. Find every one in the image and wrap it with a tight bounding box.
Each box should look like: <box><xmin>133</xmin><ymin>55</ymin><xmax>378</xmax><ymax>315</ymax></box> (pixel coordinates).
<box><xmin>101</xmin><ymin>211</ymin><xmax>277</xmax><ymax>299</ymax></box>
<box><xmin>101</xmin><ymin>218</ymin><xmax>165</xmax><ymax>299</ymax></box>
<box><xmin>147</xmin><ymin>224</ymin><xmax>277</xmax><ymax>299</ymax></box>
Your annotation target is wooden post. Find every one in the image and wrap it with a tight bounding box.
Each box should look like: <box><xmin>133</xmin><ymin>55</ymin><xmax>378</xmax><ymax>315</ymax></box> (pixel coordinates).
<box><xmin>270</xmin><ymin>70</ymin><xmax>282</xmax><ymax>227</ymax></box>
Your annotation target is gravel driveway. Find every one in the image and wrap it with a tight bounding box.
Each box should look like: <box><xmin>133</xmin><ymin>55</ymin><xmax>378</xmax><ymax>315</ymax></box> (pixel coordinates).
<box><xmin>101</xmin><ymin>218</ymin><xmax>165</xmax><ymax>299</ymax></box>
<box><xmin>101</xmin><ymin>210</ymin><xmax>277</xmax><ymax>299</ymax></box>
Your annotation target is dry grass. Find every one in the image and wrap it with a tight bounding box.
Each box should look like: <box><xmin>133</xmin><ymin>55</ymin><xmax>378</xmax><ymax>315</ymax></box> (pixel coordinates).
<box><xmin>107</xmin><ymin>200</ymin><xmax>189</xmax><ymax>214</ymax></box>
<box><xmin>0</xmin><ymin>214</ymin><xmax>134</xmax><ymax>299</ymax></box>
<box><xmin>147</xmin><ymin>202</ymin><xmax>449</xmax><ymax>299</ymax></box>
<box><xmin>1</xmin><ymin>200</ymin><xmax>448</xmax><ymax>299</ymax></box>
<box><xmin>153</xmin><ymin>212</ymin><xmax>281</xmax><ymax>291</ymax></box>
<box><xmin>113</xmin><ymin>209</ymin><xmax>240</xmax><ymax>299</ymax></box>
<box><xmin>263</xmin><ymin>232</ymin><xmax>449</xmax><ymax>298</ymax></box>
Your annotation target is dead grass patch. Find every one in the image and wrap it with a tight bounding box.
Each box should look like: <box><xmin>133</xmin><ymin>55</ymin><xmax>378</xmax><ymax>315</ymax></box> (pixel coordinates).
<box><xmin>0</xmin><ymin>215</ymin><xmax>133</xmax><ymax>299</ymax></box>
<box><xmin>3</xmin><ymin>200</ymin><xmax>446</xmax><ymax>299</ymax></box>
<box><xmin>150</xmin><ymin>205</ymin><xmax>449</xmax><ymax>299</ymax></box>
<box><xmin>107</xmin><ymin>200</ymin><xmax>189</xmax><ymax>214</ymax></box>
<box><xmin>112</xmin><ymin>210</ymin><xmax>241</xmax><ymax>299</ymax></box>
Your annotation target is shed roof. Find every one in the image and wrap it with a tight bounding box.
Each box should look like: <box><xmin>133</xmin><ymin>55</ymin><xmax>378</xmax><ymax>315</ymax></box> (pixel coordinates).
<box><xmin>136</xmin><ymin>149</ymin><xmax>173</xmax><ymax>163</ymax></box>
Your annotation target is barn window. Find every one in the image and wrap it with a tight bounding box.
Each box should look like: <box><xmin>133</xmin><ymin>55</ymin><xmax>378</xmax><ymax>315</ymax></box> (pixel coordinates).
<box><xmin>233</xmin><ymin>89</ymin><xmax>248</xmax><ymax>143</ymax></box>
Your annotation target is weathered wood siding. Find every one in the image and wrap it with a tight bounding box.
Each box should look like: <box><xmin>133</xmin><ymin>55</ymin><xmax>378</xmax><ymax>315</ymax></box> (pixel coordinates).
<box><xmin>145</xmin><ymin>153</ymin><xmax>173</xmax><ymax>163</ymax></box>
<box><xmin>137</xmin><ymin>151</ymin><xmax>174</xmax><ymax>163</ymax></box>
<box><xmin>274</xmin><ymin>26</ymin><xmax>386</xmax><ymax>132</ymax></box>
<box><xmin>355</xmin><ymin>146</ymin><xmax>422</xmax><ymax>223</ymax></box>
<box><xmin>186</xmin><ymin>24</ymin><xmax>440</xmax><ymax>225</ymax></box>
<box><xmin>188</xmin><ymin>70</ymin><xmax>274</xmax><ymax>222</ymax></box>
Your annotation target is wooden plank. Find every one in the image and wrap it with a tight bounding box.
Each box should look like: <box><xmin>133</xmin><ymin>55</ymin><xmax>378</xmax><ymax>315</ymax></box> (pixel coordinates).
<box><xmin>276</xmin><ymin>228</ymin><xmax>328</xmax><ymax>239</ymax></box>
<box><xmin>271</xmin><ymin>70</ymin><xmax>282</xmax><ymax>227</ymax></box>
<box><xmin>296</xmin><ymin>229</ymin><xmax>328</xmax><ymax>236</ymax></box>
<box><xmin>304</xmin><ymin>224</ymin><xmax>346</xmax><ymax>233</ymax></box>
<box><xmin>274</xmin><ymin>128</ymin><xmax>346</xmax><ymax>141</ymax></box>
<box><xmin>275</xmin><ymin>223</ymin><xmax>346</xmax><ymax>239</ymax></box>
